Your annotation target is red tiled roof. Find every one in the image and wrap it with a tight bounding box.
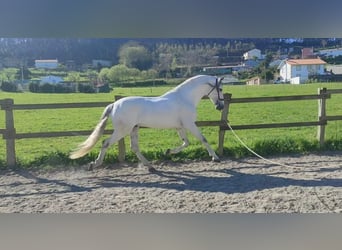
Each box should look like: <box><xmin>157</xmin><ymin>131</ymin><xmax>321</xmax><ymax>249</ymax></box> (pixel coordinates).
<box><xmin>287</xmin><ymin>58</ymin><xmax>326</xmax><ymax>65</ymax></box>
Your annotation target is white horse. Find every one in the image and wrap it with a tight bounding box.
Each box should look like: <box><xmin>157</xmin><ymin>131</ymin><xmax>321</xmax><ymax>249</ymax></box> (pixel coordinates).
<box><xmin>70</xmin><ymin>75</ymin><xmax>224</xmax><ymax>172</ymax></box>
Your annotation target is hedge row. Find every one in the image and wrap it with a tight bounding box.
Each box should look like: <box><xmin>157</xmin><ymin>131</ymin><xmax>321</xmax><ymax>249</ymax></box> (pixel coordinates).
<box><xmin>28</xmin><ymin>82</ymin><xmax>112</xmax><ymax>93</ymax></box>
<box><xmin>29</xmin><ymin>82</ymin><xmax>75</xmax><ymax>93</ymax></box>
<box><xmin>113</xmin><ymin>79</ymin><xmax>167</xmax><ymax>87</ymax></box>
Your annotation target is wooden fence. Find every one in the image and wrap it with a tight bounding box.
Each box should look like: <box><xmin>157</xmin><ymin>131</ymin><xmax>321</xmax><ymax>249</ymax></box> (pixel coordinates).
<box><xmin>1</xmin><ymin>88</ymin><xmax>342</xmax><ymax>168</ymax></box>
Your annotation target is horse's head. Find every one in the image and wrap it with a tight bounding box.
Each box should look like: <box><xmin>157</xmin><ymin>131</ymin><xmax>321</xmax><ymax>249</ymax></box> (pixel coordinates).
<box><xmin>207</xmin><ymin>77</ymin><xmax>224</xmax><ymax>111</ymax></box>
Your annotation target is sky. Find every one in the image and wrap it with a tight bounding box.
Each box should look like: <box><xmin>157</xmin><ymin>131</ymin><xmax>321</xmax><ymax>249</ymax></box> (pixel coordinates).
<box><xmin>0</xmin><ymin>0</ymin><xmax>342</xmax><ymax>37</ymax></box>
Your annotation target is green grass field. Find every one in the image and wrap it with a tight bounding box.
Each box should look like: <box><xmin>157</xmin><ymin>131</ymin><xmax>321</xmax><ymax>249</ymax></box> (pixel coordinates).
<box><xmin>1</xmin><ymin>82</ymin><xmax>342</xmax><ymax>168</ymax></box>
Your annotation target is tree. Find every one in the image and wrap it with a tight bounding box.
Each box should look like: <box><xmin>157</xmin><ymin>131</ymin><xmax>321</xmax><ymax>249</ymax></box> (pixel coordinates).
<box><xmin>65</xmin><ymin>71</ymin><xmax>81</xmax><ymax>83</ymax></box>
<box><xmin>0</xmin><ymin>68</ymin><xmax>17</xmax><ymax>83</ymax></box>
<box><xmin>118</xmin><ymin>43</ymin><xmax>153</xmax><ymax>70</ymax></box>
<box><xmin>321</xmin><ymin>39</ymin><xmax>327</xmax><ymax>48</ymax></box>
<box><xmin>156</xmin><ymin>53</ymin><xmax>173</xmax><ymax>77</ymax></box>
<box><xmin>98</xmin><ymin>67</ymin><xmax>111</xmax><ymax>82</ymax></box>
<box><xmin>263</xmin><ymin>52</ymin><xmax>273</xmax><ymax>68</ymax></box>
<box><xmin>108</xmin><ymin>64</ymin><xmax>130</xmax><ymax>82</ymax></box>
<box><xmin>16</xmin><ymin>66</ymin><xmax>31</xmax><ymax>81</ymax></box>
<box><xmin>140</xmin><ymin>69</ymin><xmax>158</xmax><ymax>80</ymax></box>
<box><xmin>65</xmin><ymin>71</ymin><xmax>81</xmax><ymax>91</ymax></box>
<box><xmin>265</xmin><ymin>69</ymin><xmax>275</xmax><ymax>82</ymax></box>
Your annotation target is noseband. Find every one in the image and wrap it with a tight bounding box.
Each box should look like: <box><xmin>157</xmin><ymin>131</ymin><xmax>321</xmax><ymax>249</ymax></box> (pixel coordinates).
<box><xmin>207</xmin><ymin>78</ymin><xmax>224</xmax><ymax>101</ymax></box>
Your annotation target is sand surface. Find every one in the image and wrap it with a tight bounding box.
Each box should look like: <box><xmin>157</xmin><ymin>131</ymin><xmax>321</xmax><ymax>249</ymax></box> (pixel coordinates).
<box><xmin>0</xmin><ymin>152</ymin><xmax>341</xmax><ymax>213</ymax></box>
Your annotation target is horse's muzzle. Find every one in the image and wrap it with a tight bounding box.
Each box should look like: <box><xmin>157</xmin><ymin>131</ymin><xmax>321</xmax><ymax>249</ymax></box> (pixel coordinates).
<box><xmin>215</xmin><ymin>102</ymin><xmax>224</xmax><ymax>111</ymax></box>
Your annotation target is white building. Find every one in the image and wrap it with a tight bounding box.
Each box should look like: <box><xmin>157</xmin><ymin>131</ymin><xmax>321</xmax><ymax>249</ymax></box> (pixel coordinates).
<box><xmin>326</xmin><ymin>64</ymin><xmax>342</xmax><ymax>74</ymax></box>
<box><xmin>243</xmin><ymin>49</ymin><xmax>262</xmax><ymax>60</ymax></box>
<box><xmin>316</xmin><ymin>48</ymin><xmax>342</xmax><ymax>58</ymax></box>
<box><xmin>35</xmin><ymin>59</ymin><xmax>59</xmax><ymax>69</ymax></box>
<box><xmin>278</xmin><ymin>58</ymin><xmax>327</xmax><ymax>84</ymax></box>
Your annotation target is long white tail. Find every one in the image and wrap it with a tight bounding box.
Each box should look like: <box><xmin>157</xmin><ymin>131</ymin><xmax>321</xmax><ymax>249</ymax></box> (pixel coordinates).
<box><xmin>69</xmin><ymin>104</ymin><xmax>113</xmax><ymax>159</ymax></box>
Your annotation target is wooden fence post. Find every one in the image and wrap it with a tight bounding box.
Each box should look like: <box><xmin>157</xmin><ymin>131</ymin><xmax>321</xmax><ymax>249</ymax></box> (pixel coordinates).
<box><xmin>2</xmin><ymin>99</ymin><xmax>16</xmax><ymax>167</ymax></box>
<box><xmin>218</xmin><ymin>93</ymin><xmax>231</xmax><ymax>156</ymax></box>
<box><xmin>118</xmin><ymin>138</ymin><xmax>126</xmax><ymax>163</ymax></box>
<box><xmin>317</xmin><ymin>88</ymin><xmax>327</xmax><ymax>147</ymax></box>
<box><xmin>115</xmin><ymin>96</ymin><xmax>126</xmax><ymax>162</ymax></box>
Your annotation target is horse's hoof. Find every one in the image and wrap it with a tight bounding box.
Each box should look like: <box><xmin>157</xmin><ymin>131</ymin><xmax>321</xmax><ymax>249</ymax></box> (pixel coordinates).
<box><xmin>148</xmin><ymin>166</ymin><xmax>157</xmax><ymax>173</ymax></box>
<box><xmin>87</xmin><ymin>162</ymin><xmax>94</xmax><ymax>171</ymax></box>
<box><xmin>212</xmin><ymin>157</ymin><xmax>221</xmax><ymax>163</ymax></box>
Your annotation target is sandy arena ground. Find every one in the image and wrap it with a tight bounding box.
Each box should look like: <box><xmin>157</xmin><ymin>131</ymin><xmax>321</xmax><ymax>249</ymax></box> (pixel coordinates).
<box><xmin>0</xmin><ymin>152</ymin><xmax>341</xmax><ymax>213</ymax></box>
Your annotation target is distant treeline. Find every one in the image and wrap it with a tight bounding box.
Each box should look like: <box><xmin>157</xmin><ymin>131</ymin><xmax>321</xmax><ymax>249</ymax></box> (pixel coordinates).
<box><xmin>0</xmin><ymin>80</ymin><xmax>169</xmax><ymax>93</ymax></box>
<box><xmin>1</xmin><ymin>38</ymin><xmax>340</xmax><ymax>68</ymax></box>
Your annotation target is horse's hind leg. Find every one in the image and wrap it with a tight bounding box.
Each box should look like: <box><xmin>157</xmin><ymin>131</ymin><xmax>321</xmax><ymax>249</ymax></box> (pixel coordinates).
<box><xmin>90</xmin><ymin>128</ymin><xmax>127</xmax><ymax>169</ymax></box>
<box><xmin>165</xmin><ymin>128</ymin><xmax>189</xmax><ymax>155</ymax></box>
<box><xmin>130</xmin><ymin>126</ymin><xmax>155</xmax><ymax>172</ymax></box>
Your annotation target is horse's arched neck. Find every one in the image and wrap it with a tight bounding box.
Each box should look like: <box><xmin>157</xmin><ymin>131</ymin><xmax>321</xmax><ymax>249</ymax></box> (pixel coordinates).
<box><xmin>181</xmin><ymin>82</ymin><xmax>210</xmax><ymax>106</ymax></box>
<box><xmin>164</xmin><ymin>76</ymin><xmax>212</xmax><ymax>107</ymax></box>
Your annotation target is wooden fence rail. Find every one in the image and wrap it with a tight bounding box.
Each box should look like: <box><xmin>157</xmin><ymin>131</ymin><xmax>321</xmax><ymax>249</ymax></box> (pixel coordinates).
<box><xmin>1</xmin><ymin>88</ymin><xmax>342</xmax><ymax>168</ymax></box>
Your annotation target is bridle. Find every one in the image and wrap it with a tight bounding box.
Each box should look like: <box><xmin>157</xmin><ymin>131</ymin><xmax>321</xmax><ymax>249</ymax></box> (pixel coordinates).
<box><xmin>207</xmin><ymin>77</ymin><xmax>224</xmax><ymax>101</ymax></box>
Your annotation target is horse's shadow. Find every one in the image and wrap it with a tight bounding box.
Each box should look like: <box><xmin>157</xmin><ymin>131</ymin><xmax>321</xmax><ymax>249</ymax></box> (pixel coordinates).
<box><xmin>96</xmin><ymin>166</ymin><xmax>342</xmax><ymax>194</ymax></box>
<box><xmin>0</xmin><ymin>170</ymin><xmax>92</xmax><ymax>198</ymax></box>
<box><xmin>1</xmin><ymin>162</ymin><xmax>341</xmax><ymax>199</ymax></box>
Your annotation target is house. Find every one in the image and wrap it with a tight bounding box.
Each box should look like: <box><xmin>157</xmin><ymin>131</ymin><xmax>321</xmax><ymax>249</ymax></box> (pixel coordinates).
<box><xmin>243</xmin><ymin>49</ymin><xmax>262</xmax><ymax>60</ymax></box>
<box><xmin>278</xmin><ymin>58</ymin><xmax>327</xmax><ymax>84</ymax></box>
<box><xmin>246</xmin><ymin>77</ymin><xmax>264</xmax><ymax>85</ymax></box>
<box><xmin>301</xmin><ymin>47</ymin><xmax>315</xmax><ymax>59</ymax></box>
<box><xmin>326</xmin><ymin>65</ymin><xmax>342</xmax><ymax>74</ymax></box>
<box><xmin>35</xmin><ymin>59</ymin><xmax>59</xmax><ymax>69</ymax></box>
<box><xmin>316</xmin><ymin>48</ymin><xmax>342</xmax><ymax>58</ymax></box>
<box><xmin>243</xmin><ymin>59</ymin><xmax>262</xmax><ymax>69</ymax></box>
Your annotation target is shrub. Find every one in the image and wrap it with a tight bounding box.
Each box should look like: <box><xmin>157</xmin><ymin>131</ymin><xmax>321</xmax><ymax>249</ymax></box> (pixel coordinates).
<box><xmin>40</xmin><ymin>83</ymin><xmax>55</xmax><ymax>93</ymax></box>
<box><xmin>78</xmin><ymin>83</ymin><xmax>95</xmax><ymax>93</ymax></box>
<box><xmin>97</xmin><ymin>83</ymin><xmax>112</xmax><ymax>93</ymax></box>
<box><xmin>54</xmin><ymin>84</ymin><xmax>74</xmax><ymax>93</ymax></box>
<box><xmin>29</xmin><ymin>82</ymin><xmax>40</xmax><ymax>93</ymax></box>
<box><xmin>29</xmin><ymin>82</ymin><xmax>75</xmax><ymax>93</ymax></box>
<box><xmin>0</xmin><ymin>82</ymin><xmax>18</xmax><ymax>92</ymax></box>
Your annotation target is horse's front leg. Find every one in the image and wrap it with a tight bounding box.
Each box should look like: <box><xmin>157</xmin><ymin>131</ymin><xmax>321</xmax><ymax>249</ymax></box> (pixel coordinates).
<box><xmin>130</xmin><ymin>126</ymin><xmax>156</xmax><ymax>172</ymax></box>
<box><xmin>184</xmin><ymin>122</ymin><xmax>220</xmax><ymax>162</ymax></box>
